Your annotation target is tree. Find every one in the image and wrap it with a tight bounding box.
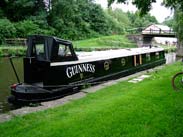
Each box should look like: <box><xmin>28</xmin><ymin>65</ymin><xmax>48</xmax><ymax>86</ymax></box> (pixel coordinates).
<box><xmin>0</xmin><ymin>0</ymin><xmax>47</xmax><ymax>22</ymax></box>
<box><xmin>108</xmin><ymin>0</ymin><xmax>183</xmax><ymax>15</ymax></box>
<box><xmin>108</xmin><ymin>0</ymin><xmax>157</xmax><ymax>15</ymax></box>
<box><xmin>127</xmin><ymin>11</ymin><xmax>158</xmax><ymax>28</ymax></box>
<box><xmin>174</xmin><ymin>9</ymin><xmax>183</xmax><ymax>42</ymax></box>
<box><xmin>163</xmin><ymin>17</ymin><xmax>175</xmax><ymax>28</ymax></box>
<box><xmin>0</xmin><ymin>19</ymin><xmax>16</xmax><ymax>44</ymax></box>
<box><xmin>47</xmin><ymin>0</ymin><xmax>112</xmax><ymax>40</ymax></box>
<box><xmin>107</xmin><ymin>9</ymin><xmax>130</xmax><ymax>26</ymax></box>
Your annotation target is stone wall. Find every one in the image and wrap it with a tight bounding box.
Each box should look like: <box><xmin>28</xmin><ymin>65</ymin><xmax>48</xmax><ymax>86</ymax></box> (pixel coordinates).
<box><xmin>127</xmin><ymin>34</ymin><xmax>143</xmax><ymax>47</ymax></box>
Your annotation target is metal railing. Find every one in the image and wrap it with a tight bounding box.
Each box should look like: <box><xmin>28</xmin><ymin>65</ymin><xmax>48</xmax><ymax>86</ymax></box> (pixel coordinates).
<box><xmin>142</xmin><ymin>29</ymin><xmax>175</xmax><ymax>35</ymax></box>
<box><xmin>5</xmin><ymin>38</ymin><xmax>27</xmax><ymax>46</ymax></box>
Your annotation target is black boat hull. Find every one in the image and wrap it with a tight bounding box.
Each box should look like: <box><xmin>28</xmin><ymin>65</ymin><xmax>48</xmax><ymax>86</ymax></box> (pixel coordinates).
<box><xmin>9</xmin><ymin>59</ymin><xmax>165</xmax><ymax>103</ymax></box>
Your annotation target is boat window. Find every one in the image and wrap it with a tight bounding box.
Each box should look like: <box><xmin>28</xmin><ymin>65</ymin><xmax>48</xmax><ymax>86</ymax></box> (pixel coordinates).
<box><xmin>32</xmin><ymin>39</ymin><xmax>46</xmax><ymax>60</ymax></box>
<box><xmin>36</xmin><ymin>43</ymin><xmax>45</xmax><ymax>56</ymax></box>
<box><xmin>58</xmin><ymin>44</ymin><xmax>72</xmax><ymax>57</ymax></box>
<box><xmin>36</xmin><ymin>44</ymin><xmax>46</xmax><ymax>60</ymax></box>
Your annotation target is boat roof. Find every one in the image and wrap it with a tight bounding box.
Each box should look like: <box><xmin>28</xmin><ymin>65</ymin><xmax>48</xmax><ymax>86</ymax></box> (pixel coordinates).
<box><xmin>51</xmin><ymin>47</ymin><xmax>164</xmax><ymax>66</ymax></box>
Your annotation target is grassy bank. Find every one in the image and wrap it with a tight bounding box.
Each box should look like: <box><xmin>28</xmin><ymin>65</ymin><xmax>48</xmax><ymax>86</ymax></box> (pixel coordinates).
<box><xmin>0</xmin><ymin>62</ymin><xmax>183</xmax><ymax>137</ymax></box>
<box><xmin>0</xmin><ymin>35</ymin><xmax>136</xmax><ymax>57</ymax></box>
<box><xmin>73</xmin><ymin>35</ymin><xmax>136</xmax><ymax>50</ymax></box>
<box><xmin>0</xmin><ymin>46</ymin><xmax>26</xmax><ymax>57</ymax></box>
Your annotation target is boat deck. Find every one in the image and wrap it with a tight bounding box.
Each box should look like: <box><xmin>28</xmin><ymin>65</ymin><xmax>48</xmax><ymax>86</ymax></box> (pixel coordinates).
<box><xmin>51</xmin><ymin>47</ymin><xmax>164</xmax><ymax>66</ymax></box>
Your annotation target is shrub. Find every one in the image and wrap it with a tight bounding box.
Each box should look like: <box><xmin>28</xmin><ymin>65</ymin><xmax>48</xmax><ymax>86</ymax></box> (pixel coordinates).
<box><xmin>0</xmin><ymin>19</ymin><xmax>16</xmax><ymax>44</ymax></box>
<box><xmin>15</xmin><ymin>20</ymin><xmax>55</xmax><ymax>38</ymax></box>
<box><xmin>0</xmin><ymin>47</ymin><xmax>26</xmax><ymax>57</ymax></box>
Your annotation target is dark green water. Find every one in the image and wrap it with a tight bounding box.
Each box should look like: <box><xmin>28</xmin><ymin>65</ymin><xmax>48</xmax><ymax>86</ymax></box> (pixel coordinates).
<box><xmin>0</xmin><ymin>57</ymin><xmax>23</xmax><ymax>113</ymax></box>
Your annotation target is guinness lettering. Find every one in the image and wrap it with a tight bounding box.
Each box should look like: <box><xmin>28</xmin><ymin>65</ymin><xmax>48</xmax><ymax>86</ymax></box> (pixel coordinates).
<box><xmin>66</xmin><ymin>64</ymin><xmax>95</xmax><ymax>78</ymax></box>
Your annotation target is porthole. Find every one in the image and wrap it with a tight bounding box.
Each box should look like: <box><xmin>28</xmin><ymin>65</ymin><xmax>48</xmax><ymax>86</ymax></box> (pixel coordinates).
<box><xmin>104</xmin><ymin>61</ymin><xmax>110</xmax><ymax>71</ymax></box>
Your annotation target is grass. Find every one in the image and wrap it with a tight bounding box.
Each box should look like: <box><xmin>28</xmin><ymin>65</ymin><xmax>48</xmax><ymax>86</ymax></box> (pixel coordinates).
<box><xmin>73</xmin><ymin>35</ymin><xmax>136</xmax><ymax>49</ymax></box>
<box><xmin>0</xmin><ymin>46</ymin><xmax>26</xmax><ymax>57</ymax></box>
<box><xmin>0</xmin><ymin>62</ymin><xmax>183</xmax><ymax>137</ymax></box>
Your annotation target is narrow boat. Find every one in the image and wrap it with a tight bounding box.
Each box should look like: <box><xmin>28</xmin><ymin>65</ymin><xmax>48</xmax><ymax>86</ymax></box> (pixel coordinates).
<box><xmin>8</xmin><ymin>35</ymin><xmax>166</xmax><ymax>104</ymax></box>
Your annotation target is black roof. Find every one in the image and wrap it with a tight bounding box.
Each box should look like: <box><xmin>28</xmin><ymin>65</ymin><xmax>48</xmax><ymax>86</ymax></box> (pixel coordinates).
<box><xmin>28</xmin><ymin>35</ymin><xmax>72</xmax><ymax>45</ymax></box>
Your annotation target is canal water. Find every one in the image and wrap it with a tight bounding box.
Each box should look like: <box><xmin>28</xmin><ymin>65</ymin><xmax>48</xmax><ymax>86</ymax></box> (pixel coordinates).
<box><xmin>0</xmin><ymin>57</ymin><xmax>23</xmax><ymax>113</ymax></box>
<box><xmin>0</xmin><ymin>53</ymin><xmax>177</xmax><ymax>113</ymax></box>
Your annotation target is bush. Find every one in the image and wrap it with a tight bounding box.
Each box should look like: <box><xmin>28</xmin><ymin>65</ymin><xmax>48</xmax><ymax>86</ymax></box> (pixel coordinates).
<box><xmin>104</xmin><ymin>9</ymin><xmax>132</xmax><ymax>35</ymax></box>
<box><xmin>0</xmin><ymin>19</ymin><xmax>56</xmax><ymax>45</ymax></box>
<box><xmin>15</xmin><ymin>20</ymin><xmax>55</xmax><ymax>38</ymax></box>
<box><xmin>0</xmin><ymin>19</ymin><xmax>16</xmax><ymax>44</ymax></box>
<box><xmin>104</xmin><ymin>12</ymin><xmax>124</xmax><ymax>35</ymax></box>
<box><xmin>0</xmin><ymin>47</ymin><xmax>26</xmax><ymax>57</ymax></box>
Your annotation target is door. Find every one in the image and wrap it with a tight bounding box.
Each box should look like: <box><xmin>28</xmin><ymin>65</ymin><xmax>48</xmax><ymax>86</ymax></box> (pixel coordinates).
<box><xmin>24</xmin><ymin>36</ymin><xmax>50</xmax><ymax>84</ymax></box>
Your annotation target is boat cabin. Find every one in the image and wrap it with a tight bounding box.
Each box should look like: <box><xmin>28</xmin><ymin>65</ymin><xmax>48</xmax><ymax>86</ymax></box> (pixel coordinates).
<box><xmin>26</xmin><ymin>35</ymin><xmax>78</xmax><ymax>62</ymax></box>
<box><xmin>24</xmin><ymin>35</ymin><xmax>78</xmax><ymax>84</ymax></box>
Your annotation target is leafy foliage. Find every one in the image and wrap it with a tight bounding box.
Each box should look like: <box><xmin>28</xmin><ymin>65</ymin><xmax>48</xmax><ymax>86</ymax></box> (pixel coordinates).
<box><xmin>0</xmin><ymin>0</ymin><xmax>47</xmax><ymax>22</ymax></box>
<box><xmin>105</xmin><ymin>8</ymin><xmax>130</xmax><ymax>34</ymax></box>
<box><xmin>47</xmin><ymin>0</ymin><xmax>111</xmax><ymax>40</ymax></box>
<box><xmin>0</xmin><ymin>47</ymin><xmax>26</xmax><ymax>57</ymax></box>
<box><xmin>0</xmin><ymin>0</ymin><xmax>160</xmax><ymax>42</ymax></box>
<box><xmin>15</xmin><ymin>20</ymin><xmax>55</xmax><ymax>38</ymax></box>
<box><xmin>108</xmin><ymin>0</ymin><xmax>183</xmax><ymax>15</ymax></box>
<box><xmin>163</xmin><ymin>17</ymin><xmax>175</xmax><ymax>28</ymax></box>
<box><xmin>108</xmin><ymin>0</ymin><xmax>183</xmax><ymax>43</ymax></box>
<box><xmin>174</xmin><ymin>9</ymin><xmax>183</xmax><ymax>42</ymax></box>
<box><xmin>163</xmin><ymin>0</ymin><xmax>183</xmax><ymax>12</ymax></box>
<box><xmin>0</xmin><ymin>19</ymin><xmax>16</xmax><ymax>44</ymax></box>
<box><xmin>127</xmin><ymin>11</ymin><xmax>158</xmax><ymax>28</ymax></box>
